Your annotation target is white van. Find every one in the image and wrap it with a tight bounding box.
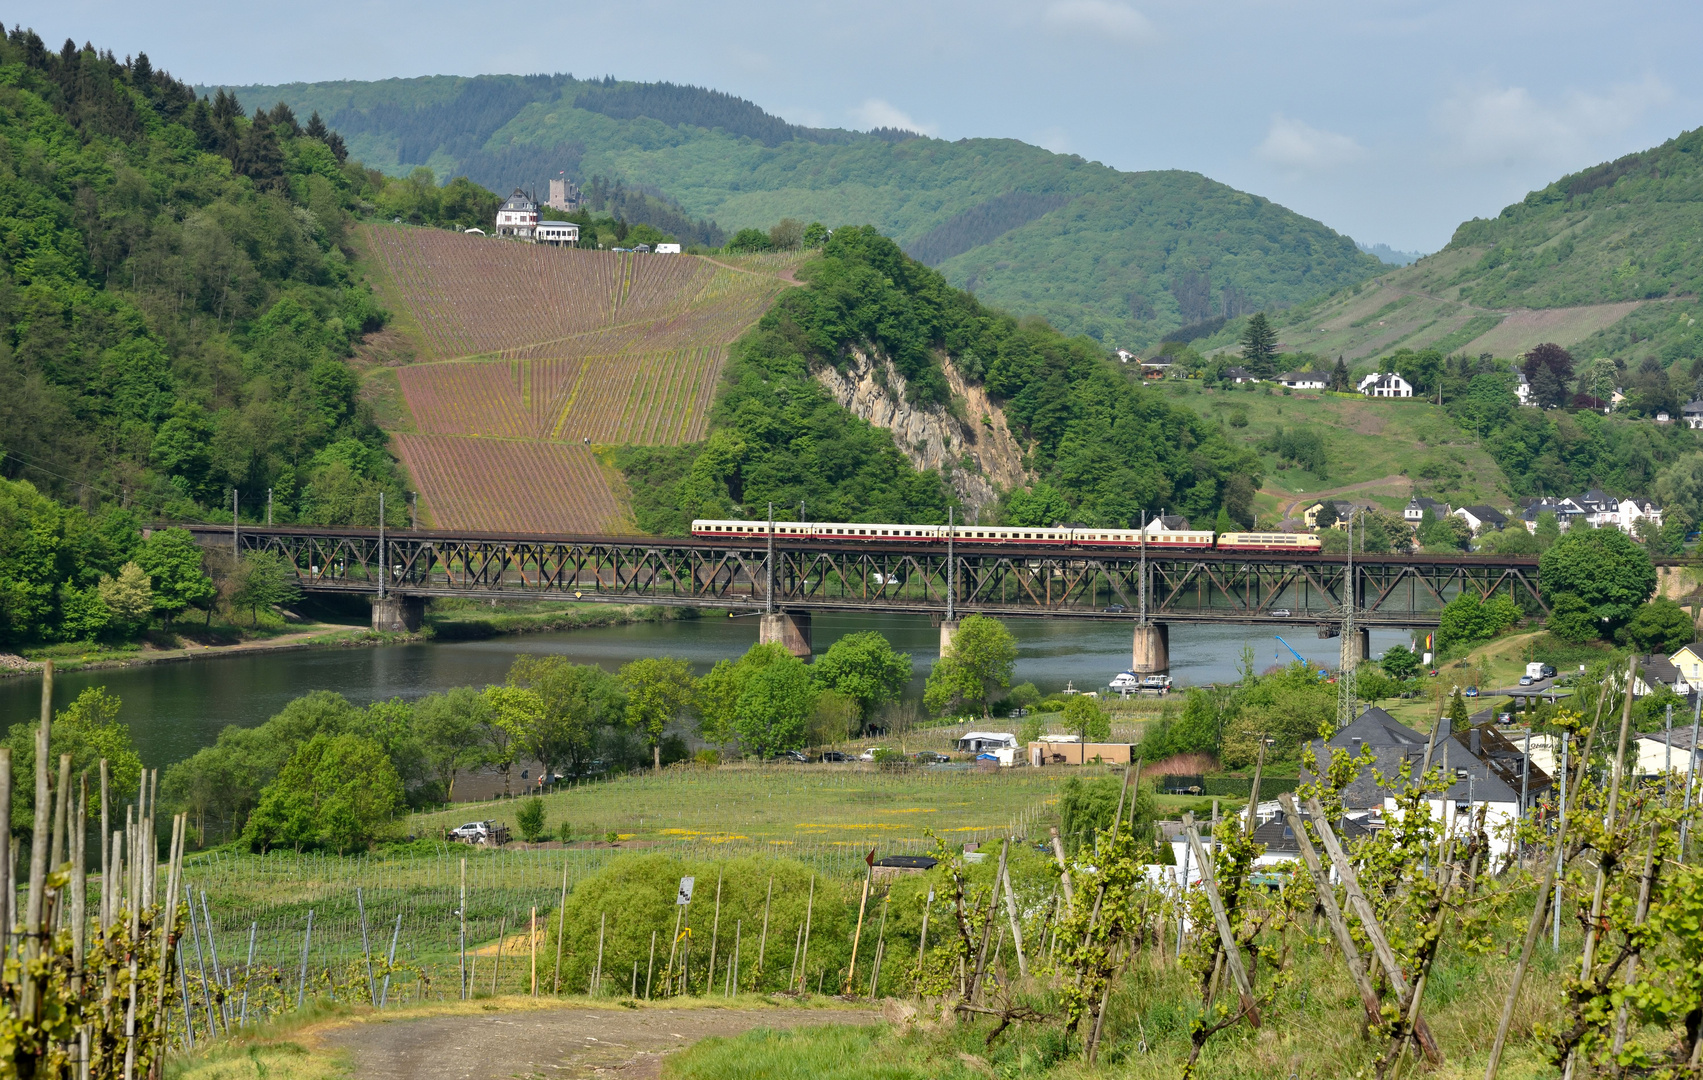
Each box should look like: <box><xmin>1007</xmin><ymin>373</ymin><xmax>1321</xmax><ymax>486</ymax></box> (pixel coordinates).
<box><xmin>655</xmin><ymin>243</ymin><xmax>682</xmax><ymax>254</ymax></box>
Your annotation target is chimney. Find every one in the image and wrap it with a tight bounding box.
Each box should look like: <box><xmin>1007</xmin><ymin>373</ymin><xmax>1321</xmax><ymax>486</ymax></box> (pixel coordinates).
<box><xmin>1470</xmin><ymin>728</ymin><xmax>1481</xmax><ymax>756</ymax></box>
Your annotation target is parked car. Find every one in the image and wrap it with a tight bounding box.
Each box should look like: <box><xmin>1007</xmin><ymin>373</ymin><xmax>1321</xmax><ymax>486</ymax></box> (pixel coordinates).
<box><xmin>1464</xmin><ymin>686</ymin><xmax>1479</xmax><ymax>698</ymax></box>
<box><xmin>1270</xmin><ymin>608</ymin><xmax>1292</xmax><ymax>618</ymax></box>
<box><xmin>1104</xmin><ymin>604</ymin><xmax>1127</xmax><ymax>613</ymax></box>
<box><xmin>1540</xmin><ymin>664</ymin><xmax>1557</xmax><ymax>679</ymax></box>
<box><xmin>914</xmin><ymin>751</ymin><xmax>950</xmax><ymax>764</ymax></box>
<box><xmin>1519</xmin><ymin>674</ymin><xmax>1534</xmax><ymax>686</ymax></box>
<box><xmin>777</xmin><ymin>750</ymin><xmax>808</xmax><ymax>763</ymax></box>
<box><xmin>447</xmin><ymin>821</ymin><xmax>509</xmax><ymax>846</ymax></box>
<box><xmin>1497</xmin><ymin>712</ymin><xmax>1514</xmax><ymax>725</ymax></box>
<box><xmin>858</xmin><ymin>747</ymin><xmax>891</xmax><ymax>762</ymax></box>
<box><xmin>820</xmin><ymin>751</ymin><xmax>850</xmax><ymax>762</ymax></box>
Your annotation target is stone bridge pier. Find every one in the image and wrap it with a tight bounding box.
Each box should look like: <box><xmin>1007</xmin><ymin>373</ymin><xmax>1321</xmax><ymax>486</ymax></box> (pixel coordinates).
<box><xmin>371</xmin><ymin>595</ymin><xmax>425</xmax><ymax>633</ymax></box>
<box><xmin>1132</xmin><ymin>622</ymin><xmax>1169</xmax><ymax>674</ymax></box>
<box><xmin>759</xmin><ymin>610</ymin><xmax>813</xmax><ymax>658</ymax></box>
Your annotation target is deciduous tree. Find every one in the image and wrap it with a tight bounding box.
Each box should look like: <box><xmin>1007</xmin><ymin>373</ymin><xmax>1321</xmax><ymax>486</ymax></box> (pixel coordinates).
<box><xmin>812</xmin><ymin>632</ymin><xmax>911</xmax><ymax>731</ymax></box>
<box><xmin>620</xmin><ymin>656</ymin><xmax>697</xmax><ymax>771</ymax></box>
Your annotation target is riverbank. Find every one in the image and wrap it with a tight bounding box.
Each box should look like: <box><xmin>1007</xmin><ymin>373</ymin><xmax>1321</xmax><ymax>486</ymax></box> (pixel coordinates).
<box><xmin>1</xmin><ymin>601</ymin><xmax>696</xmax><ymax>677</ymax></box>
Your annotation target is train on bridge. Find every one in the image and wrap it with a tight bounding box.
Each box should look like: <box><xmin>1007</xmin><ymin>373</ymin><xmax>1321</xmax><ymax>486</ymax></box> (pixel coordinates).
<box><xmin>691</xmin><ymin>519</ymin><xmax>1324</xmax><ymax>553</ymax></box>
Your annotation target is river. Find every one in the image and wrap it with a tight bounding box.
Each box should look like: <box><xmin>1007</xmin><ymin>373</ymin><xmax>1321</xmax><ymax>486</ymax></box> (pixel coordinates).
<box><xmin>0</xmin><ymin>613</ymin><xmax>1412</xmax><ymax>769</ymax></box>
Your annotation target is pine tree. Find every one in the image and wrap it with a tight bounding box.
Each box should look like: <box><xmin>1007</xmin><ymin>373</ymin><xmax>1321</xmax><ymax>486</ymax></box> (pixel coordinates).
<box><xmin>237</xmin><ymin>108</ymin><xmax>284</xmax><ymax>190</ymax></box>
<box><xmin>1240</xmin><ymin>312</ymin><xmax>1278</xmax><ymax>376</ymax></box>
<box><xmin>1214</xmin><ymin>505</ymin><xmax>1235</xmax><ymax>536</ymax></box>
<box><xmin>1330</xmin><ymin>355</ymin><xmax>1350</xmax><ymax>391</ymax></box>
<box><xmin>304</xmin><ymin>110</ymin><xmax>328</xmax><ymax>140</ymax></box>
<box><xmin>1447</xmin><ymin>688</ymin><xmax>1471</xmax><ymax>733</ymax></box>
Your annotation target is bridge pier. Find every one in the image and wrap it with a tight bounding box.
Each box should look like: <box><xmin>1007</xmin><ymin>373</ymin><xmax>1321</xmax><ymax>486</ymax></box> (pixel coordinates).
<box><xmin>939</xmin><ymin>619</ymin><xmax>959</xmax><ymax>657</ymax></box>
<box><xmin>371</xmin><ymin>595</ymin><xmax>425</xmax><ymax>633</ymax></box>
<box><xmin>759</xmin><ymin>610</ymin><xmax>812</xmax><ymax>658</ymax></box>
<box><xmin>1132</xmin><ymin>622</ymin><xmax>1169</xmax><ymax>674</ymax></box>
<box><xmin>1339</xmin><ymin>627</ymin><xmax>1372</xmax><ymax>668</ymax></box>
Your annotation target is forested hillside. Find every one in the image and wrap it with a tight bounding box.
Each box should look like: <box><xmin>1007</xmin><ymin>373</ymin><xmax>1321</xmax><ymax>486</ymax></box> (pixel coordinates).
<box><xmin>222</xmin><ymin>75</ymin><xmax>1384</xmax><ymax>349</ymax></box>
<box><xmin>1193</xmin><ymin>124</ymin><xmax>1703</xmax><ymax>369</ymax></box>
<box><xmin>618</xmin><ymin>228</ymin><xmax>1260</xmax><ymax>534</ymax></box>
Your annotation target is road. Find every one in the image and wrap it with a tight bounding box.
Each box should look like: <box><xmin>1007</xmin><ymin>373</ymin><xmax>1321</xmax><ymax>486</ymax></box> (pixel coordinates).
<box><xmin>317</xmin><ymin>1003</ymin><xmax>883</xmax><ymax>1080</ymax></box>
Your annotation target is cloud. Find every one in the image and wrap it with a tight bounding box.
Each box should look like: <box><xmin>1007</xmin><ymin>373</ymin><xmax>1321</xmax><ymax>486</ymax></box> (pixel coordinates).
<box><xmin>1255</xmin><ymin>114</ymin><xmax>1366</xmax><ymax>172</ymax></box>
<box><xmin>850</xmin><ymin>98</ymin><xmax>935</xmax><ymax>135</ymax></box>
<box><xmin>1042</xmin><ymin>0</ymin><xmax>1156</xmax><ymax>44</ymax></box>
<box><xmin>1432</xmin><ymin>75</ymin><xmax>1672</xmax><ymax>168</ymax></box>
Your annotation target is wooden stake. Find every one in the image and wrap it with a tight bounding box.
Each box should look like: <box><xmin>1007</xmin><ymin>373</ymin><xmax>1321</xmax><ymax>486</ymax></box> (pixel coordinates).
<box><xmin>845</xmin><ymin>860</ymin><xmax>874</xmax><ymax>993</ymax></box>
<box><xmin>553</xmin><ymin>856</ymin><xmax>569</xmax><ymax>994</ymax></box>
<box><xmin>1182</xmin><ymin>815</ymin><xmax>1259</xmax><ymax>1026</ymax></box>
<box><xmin>1304</xmin><ymin>796</ymin><xmax>1441</xmax><ymax>1063</ymax></box>
<box><xmin>592</xmin><ymin>912</ymin><xmax>604</xmax><ymax>995</ymax></box>
<box><xmin>1049</xmin><ymin>826</ymin><xmax>1075</xmax><ymax>912</ymax></box>
<box><xmin>492</xmin><ymin>913</ymin><xmax>506</xmax><ymax>996</ymax></box>
<box><xmin>646</xmin><ymin>929</ymin><xmax>657</xmax><ymax>999</ymax></box>
<box><xmin>1000</xmin><ymin>860</ymin><xmax>1028</xmax><ymax>978</ymax></box>
<box><xmin>707</xmin><ymin>870</ymin><xmax>722</xmax><ymax>996</ymax></box>
<box><xmin>969</xmin><ymin>840</ymin><xmax>1007</xmax><ymax>1002</ymax></box>
<box><xmin>1276</xmin><ymin>793</ymin><xmax>1380</xmax><ymax>1030</ymax></box>
<box><xmin>755</xmin><ymin>875</ymin><xmax>773</xmax><ymax>987</ymax></box>
<box><xmin>530</xmin><ymin>906</ymin><xmax>538</xmax><ymax>997</ymax></box>
<box><xmin>798</xmin><ymin>874</ymin><xmax>815</xmax><ymax>992</ymax></box>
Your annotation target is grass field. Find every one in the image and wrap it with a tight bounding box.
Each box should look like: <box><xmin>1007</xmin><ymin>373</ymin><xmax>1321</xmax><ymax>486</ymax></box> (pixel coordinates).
<box><xmin>356</xmin><ymin>225</ymin><xmax>799</xmax><ymax>533</ymax></box>
<box><xmin>1159</xmin><ymin>381</ymin><xmax>1511</xmax><ymax>521</ymax></box>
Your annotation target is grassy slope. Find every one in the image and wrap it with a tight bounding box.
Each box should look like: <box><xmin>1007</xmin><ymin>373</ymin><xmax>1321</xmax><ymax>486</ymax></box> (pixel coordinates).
<box><xmin>1199</xmin><ymin>124</ymin><xmax>1703</xmax><ymax>368</ymax></box>
<box><xmin>222</xmin><ymin>76</ymin><xmax>1382</xmax><ymax>350</ymax></box>
<box><xmin>1161</xmin><ymin>382</ymin><xmax>1513</xmax><ymax>520</ymax></box>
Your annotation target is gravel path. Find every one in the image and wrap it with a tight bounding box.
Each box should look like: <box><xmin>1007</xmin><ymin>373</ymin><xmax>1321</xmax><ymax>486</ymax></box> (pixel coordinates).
<box><xmin>318</xmin><ymin>1003</ymin><xmax>883</xmax><ymax>1080</ymax></box>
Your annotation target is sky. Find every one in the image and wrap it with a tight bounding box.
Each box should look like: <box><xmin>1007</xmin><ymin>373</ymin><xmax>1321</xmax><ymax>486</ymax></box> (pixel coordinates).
<box><xmin>17</xmin><ymin>0</ymin><xmax>1703</xmax><ymax>252</ymax></box>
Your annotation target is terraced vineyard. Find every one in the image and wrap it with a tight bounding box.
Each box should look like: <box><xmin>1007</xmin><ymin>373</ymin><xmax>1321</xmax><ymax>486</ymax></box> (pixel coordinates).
<box><xmin>360</xmin><ymin>225</ymin><xmax>798</xmax><ymax>532</ymax></box>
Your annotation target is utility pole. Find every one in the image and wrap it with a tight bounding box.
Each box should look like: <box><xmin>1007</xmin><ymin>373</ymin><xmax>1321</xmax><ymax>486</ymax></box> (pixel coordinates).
<box><xmin>1337</xmin><ymin>508</ymin><xmax>1359</xmax><ymax>731</ymax></box>
<box><xmin>378</xmin><ymin>491</ymin><xmax>386</xmax><ymax>601</ymax></box>
<box><xmin>266</xmin><ymin>488</ymin><xmax>273</xmax><ymax>527</ymax></box>
<box><xmin>766</xmin><ymin>502</ymin><xmax>775</xmax><ymax>615</ymax></box>
<box><xmin>945</xmin><ymin>508</ymin><xmax>956</xmax><ymax>624</ymax></box>
<box><xmin>1138</xmin><ymin>510</ymin><xmax>1148</xmax><ymax>625</ymax></box>
<box><xmin>232</xmin><ymin>489</ymin><xmax>239</xmax><ymax>557</ymax></box>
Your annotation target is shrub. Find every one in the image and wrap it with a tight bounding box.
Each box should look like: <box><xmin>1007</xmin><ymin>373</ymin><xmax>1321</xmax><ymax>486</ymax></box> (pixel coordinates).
<box><xmin>517</xmin><ymin>797</ymin><xmax>547</xmax><ymax>842</ymax></box>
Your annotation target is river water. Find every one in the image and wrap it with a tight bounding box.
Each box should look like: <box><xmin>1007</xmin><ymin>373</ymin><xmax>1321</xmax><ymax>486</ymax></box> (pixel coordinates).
<box><xmin>0</xmin><ymin>613</ymin><xmax>1411</xmax><ymax>769</ymax></box>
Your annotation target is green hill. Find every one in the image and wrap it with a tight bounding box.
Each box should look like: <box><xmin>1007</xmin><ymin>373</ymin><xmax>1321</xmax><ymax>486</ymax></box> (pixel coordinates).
<box><xmin>1200</xmin><ymin>125</ymin><xmax>1703</xmax><ymax>370</ymax></box>
<box><xmin>216</xmin><ymin>74</ymin><xmax>1384</xmax><ymax>349</ymax></box>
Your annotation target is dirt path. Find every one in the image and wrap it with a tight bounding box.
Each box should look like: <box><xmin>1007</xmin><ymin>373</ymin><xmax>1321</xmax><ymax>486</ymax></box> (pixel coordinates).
<box><xmin>1265</xmin><ymin>473</ymin><xmax>1409</xmax><ymax>523</ymax></box>
<box><xmin>317</xmin><ymin>1003</ymin><xmax>883</xmax><ymax>1080</ymax></box>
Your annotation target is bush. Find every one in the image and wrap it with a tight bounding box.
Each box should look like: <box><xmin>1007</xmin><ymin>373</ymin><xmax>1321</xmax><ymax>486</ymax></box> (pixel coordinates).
<box><xmin>542</xmin><ymin>854</ymin><xmax>852</xmax><ymax>995</ymax></box>
<box><xmin>559</xmin><ymin>819</ymin><xmax>575</xmax><ymax>844</ymax></box>
<box><xmin>1057</xmin><ymin>776</ymin><xmax>1156</xmax><ymax>855</ymax></box>
<box><xmin>517</xmin><ymin>797</ymin><xmax>547</xmax><ymax>842</ymax></box>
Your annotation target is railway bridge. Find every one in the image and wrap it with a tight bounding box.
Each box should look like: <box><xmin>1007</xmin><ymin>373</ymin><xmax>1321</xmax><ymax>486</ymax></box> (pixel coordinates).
<box><xmin>183</xmin><ymin>524</ymin><xmax>1549</xmax><ymax>672</ymax></box>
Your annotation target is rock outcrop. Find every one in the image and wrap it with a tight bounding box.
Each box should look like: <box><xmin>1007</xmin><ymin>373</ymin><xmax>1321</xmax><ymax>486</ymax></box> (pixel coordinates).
<box><xmin>814</xmin><ymin>349</ymin><xmax>1031</xmax><ymax>517</ymax></box>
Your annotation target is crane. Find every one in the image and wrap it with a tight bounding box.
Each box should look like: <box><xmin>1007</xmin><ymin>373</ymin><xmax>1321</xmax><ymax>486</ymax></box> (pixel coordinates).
<box><xmin>1275</xmin><ymin>635</ymin><xmax>1327</xmax><ymax>679</ymax></box>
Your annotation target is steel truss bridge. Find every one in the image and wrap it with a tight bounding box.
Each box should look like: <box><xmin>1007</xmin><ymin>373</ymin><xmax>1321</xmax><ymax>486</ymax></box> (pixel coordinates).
<box><xmin>185</xmin><ymin>525</ymin><xmax>1550</xmax><ymax>628</ymax></box>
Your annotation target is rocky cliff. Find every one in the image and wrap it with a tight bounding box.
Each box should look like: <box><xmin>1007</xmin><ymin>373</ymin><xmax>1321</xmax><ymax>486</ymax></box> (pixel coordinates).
<box><xmin>814</xmin><ymin>350</ymin><xmax>1031</xmax><ymax>517</ymax></box>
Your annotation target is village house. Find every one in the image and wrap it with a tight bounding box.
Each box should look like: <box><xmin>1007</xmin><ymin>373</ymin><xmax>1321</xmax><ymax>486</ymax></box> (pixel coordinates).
<box><xmin>1685</xmin><ymin>399</ymin><xmax>1703</xmax><ymax>430</ymax></box>
<box><xmin>1671</xmin><ymin>643</ymin><xmax>1703</xmax><ymax>685</ymax></box>
<box><xmin>494</xmin><ymin>189</ymin><xmax>539</xmax><ymax>238</ymax></box>
<box><xmin>1632</xmin><ymin>654</ymin><xmax>1692</xmax><ymax>698</ymax></box>
<box><xmin>1633</xmin><ymin>728</ymin><xmax>1702</xmax><ymax>780</ymax></box>
<box><xmin>534</xmin><ymin>220</ymin><xmax>580</xmax><ymax>246</ymax></box>
<box><xmin>1224</xmin><ymin>366</ymin><xmax>1259</xmax><ymax>384</ymax></box>
<box><xmin>1357</xmin><ymin>372</ymin><xmax>1414</xmax><ymax>398</ymax></box>
<box><xmin>1404</xmin><ymin>496</ymin><xmax>1450</xmax><ymax>524</ymax></box>
<box><xmin>1143</xmin><ymin>513</ymin><xmax>1193</xmax><ymax>533</ymax></box>
<box><xmin>1519</xmin><ymin>497</ymin><xmax>1583</xmax><ymax>533</ymax></box>
<box><xmin>1453</xmin><ymin>504</ymin><xmax>1509</xmax><ymax>535</ymax></box>
<box><xmin>1303</xmin><ymin>500</ymin><xmax>1357</xmax><ymax>529</ymax></box>
<box><xmin>1514</xmin><ymin>371</ymin><xmax>1535</xmax><ymax>407</ymax></box>
<box><xmin>1278</xmin><ymin>370</ymin><xmax>1328</xmax><ymax>390</ymax></box>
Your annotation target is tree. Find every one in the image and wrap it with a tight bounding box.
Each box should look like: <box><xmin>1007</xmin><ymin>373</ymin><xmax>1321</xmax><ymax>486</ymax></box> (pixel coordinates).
<box><xmin>812</xmin><ymin>632</ymin><xmax>911</xmax><ymax>731</ymax></box>
<box><xmin>725</xmin><ymin>227</ymin><xmax>771</xmax><ymax>253</ymax></box>
<box><xmin>1330</xmin><ymin>356</ymin><xmax>1350</xmax><ymax>392</ymax></box>
<box><xmin>732</xmin><ymin>652</ymin><xmax>816</xmax><ymax>757</ymax></box>
<box><xmin>1533</xmin><ymin>512</ymin><xmax>1562</xmax><ymax>551</ymax></box>
<box><xmin>1538</xmin><ymin>527</ymin><xmax>1657</xmax><ymax>640</ymax></box>
<box><xmin>1478</xmin><ymin>527</ymin><xmax>1541</xmax><ymax>555</ymax></box>
<box><xmin>1522</xmin><ymin>343</ymin><xmax>1575</xmax><ymax>409</ymax></box>
<box><xmin>7</xmin><ymin>687</ymin><xmax>145</xmax><ymax>833</ymax></box>
<box><xmin>1437</xmin><ymin>592</ymin><xmax>1522</xmax><ymax>651</ymax></box>
<box><xmin>1654</xmin><ymin>453</ymin><xmax>1703</xmax><ymax>527</ymax></box>
<box><xmin>768</xmin><ymin>218</ymin><xmax>805</xmax><ymax>250</ymax></box>
<box><xmin>807</xmin><ymin>690</ymin><xmax>860</xmax><ymax>749</ymax></box>
<box><xmin>504</xmin><ymin>656</ymin><xmax>624</xmax><ymax>784</ymax></box>
<box><xmin>133</xmin><ymin>527</ymin><xmax>215</xmax><ymax>621</ymax></box>
<box><xmin>243</xmin><ymin>732</ymin><xmax>403</xmax><ymax>853</ymax></box>
<box><xmin>1418</xmin><ymin>513</ymin><xmax>1473</xmax><ymax>552</ymax></box>
<box><xmin>516</xmin><ymin>797</ymin><xmax>547</xmax><ymax>843</ymax></box>
<box><xmin>1547</xmin><ymin>593</ymin><xmax>1597</xmax><ymax>643</ymax></box>
<box><xmin>1358</xmin><ymin>667</ymin><xmax>1398</xmax><ymax>704</ymax></box>
<box><xmin>97</xmin><ymin>562</ymin><xmax>154</xmax><ymax>634</ymax></box>
<box><xmin>1447</xmin><ymin>688</ymin><xmax>1470</xmax><ymax>733</ymax></box>
<box><xmin>802</xmin><ymin>221</ymin><xmax>829</xmax><ymax>247</ymax></box>
<box><xmin>413</xmin><ymin>687</ymin><xmax>489</xmax><ymax>803</ymax></box>
<box><xmin>1224</xmin><ymin>474</ymin><xmax>1257</xmax><ymax>529</ymax></box>
<box><xmin>1313</xmin><ymin>500</ymin><xmax>1339</xmax><ymax>531</ymax></box>
<box><xmin>1381</xmin><ymin>644</ymin><xmax>1420</xmax><ymax>680</ymax></box>
<box><xmin>1623</xmin><ymin>596</ymin><xmax>1694</xmax><ymax>654</ymax></box>
<box><xmin>619</xmin><ymin>657</ymin><xmax>697</xmax><ymax>771</ymax></box>
<box><xmin>923</xmin><ymin>615</ymin><xmax>1017</xmax><ymax>717</ymax></box>
<box><xmin>1064</xmin><ymin>694</ymin><xmax>1111</xmax><ymax>741</ymax></box>
<box><xmin>1240</xmin><ymin>312</ymin><xmax>1278</xmax><ymax>376</ymax></box>
<box><xmin>228</xmin><ymin>551</ymin><xmax>302</xmax><ymax>625</ymax></box>
<box><xmin>478</xmin><ymin>685</ymin><xmax>532</xmax><ymax>795</ymax></box>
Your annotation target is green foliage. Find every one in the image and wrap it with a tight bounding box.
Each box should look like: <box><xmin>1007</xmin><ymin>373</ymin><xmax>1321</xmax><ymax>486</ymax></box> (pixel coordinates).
<box><xmin>243</xmin><ymin>732</ymin><xmax>403</xmax><ymax>852</ymax></box>
<box><xmin>1220</xmin><ymin>662</ymin><xmax>1336</xmax><ymax>768</ymax></box>
<box><xmin>1057</xmin><ymin>775</ymin><xmax>1156</xmax><ymax>854</ymax></box>
<box><xmin>1436</xmin><ymin>592</ymin><xmax>1522</xmax><ymax>652</ymax></box>
<box><xmin>725</xmin><ymin>227</ymin><xmax>772</xmax><ymax>253</ymax></box>
<box><xmin>227</xmin><ymin>551</ymin><xmax>302</xmax><ymax>625</ymax></box>
<box><xmin>1381</xmin><ymin>644</ymin><xmax>1420</xmax><ymax>680</ymax></box>
<box><xmin>924</xmin><ymin>615</ymin><xmax>1017</xmax><ymax>717</ymax></box>
<box><xmin>1259</xmin><ymin>427</ymin><xmax>1327</xmax><ymax>478</ymax></box>
<box><xmin>697</xmin><ymin>643</ymin><xmax>816</xmax><ymax>756</ymax></box>
<box><xmin>501</xmin><ymin>655</ymin><xmax>626</xmax><ymax>780</ymax></box>
<box><xmin>543</xmin><ymin>853</ymin><xmax>851</xmax><ymax>995</ymax></box>
<box><xmin>811</xmin><ymin>632</ymin><xmax>911</xmax><ymax>728</ymax></box>
<box><xmin>0</xmin><ymin>477</ymin><xmax>140</xmax><ymax>644</ymax></box>
<box><xmin>412</xmin><ymin>686</ymin><xmax>489</xmax><ymax>803</ymax></box>
<box><xmin>1538</xmin><ymin>527</ymin><xmax>1657</xmax><ymax>640</ymax></box>
<box><xmin>1417</xmin><ymin>512</ymin><xmax>1472</xmax><ymax>552</ymax></box>
<box><xmin>1447</xmin><ymin>688</ymin><xmax>1470</xmax><ymax>733</ymax></box>
<box><xmin>1240</xmin><ymin>312</ymin><xmax>1278</xmax><ymax>376</ymax></box>
<box><xmin>619</xmin><ymin>656</ymin><xmax>697</xmax><ymax>770</ymax></box>
<box><xmin>241</xmin><ymin>75</ymin><xmax>1382</xmax><ymax>349</ymax></box>
<box><xmin>6</xmin><ymin>687</ymin><xmax>145</xmax><ymax>833</ymax></box>
<box><xmin>515</xmin><ymin>796</ymin><xmax>547</xmax><ymax>843</ymax></box>
<box><xmin>1062</xmin><ymin>694</ymin><xmax>1111</xmax><ymax>741</ymax></box>
<box><xmin>1622</xmin><ymin>596</ymin><xmax>1694</xmax><ymax>654</ymax></box>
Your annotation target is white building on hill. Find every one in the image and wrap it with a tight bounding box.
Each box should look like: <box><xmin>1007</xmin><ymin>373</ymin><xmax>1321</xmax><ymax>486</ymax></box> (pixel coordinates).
<box><xmin>1358</xmin><ymin>372</ymin><xmax>1414</xmax><ymax>398</ymax></box>
<box><xmin>495</xmin><ymin>190</ymin><xmax>539</xmax><ymax>239</ymax></box>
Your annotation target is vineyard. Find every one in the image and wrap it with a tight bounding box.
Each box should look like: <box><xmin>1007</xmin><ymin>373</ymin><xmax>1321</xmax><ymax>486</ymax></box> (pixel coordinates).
<box><xmin>359</xmin><ymin>225</ymin><xmax>796</xmax><ymax>533</ymax></box>
<box><xmin>391</xmin><ymin>435</ymin><xmax>629</xmax><ymax>534</ymax></box>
